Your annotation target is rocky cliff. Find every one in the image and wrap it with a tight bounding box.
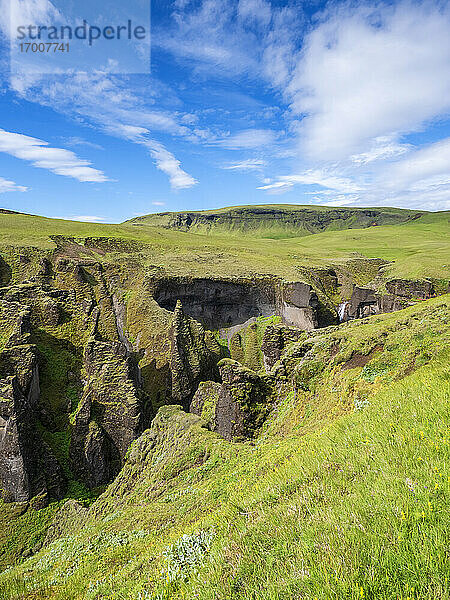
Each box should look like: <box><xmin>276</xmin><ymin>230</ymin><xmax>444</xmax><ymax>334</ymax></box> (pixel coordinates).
<box><xmin>0</xmin><ymin>299</ymin><xmax>65</xmax><ymax>504</ymax></box>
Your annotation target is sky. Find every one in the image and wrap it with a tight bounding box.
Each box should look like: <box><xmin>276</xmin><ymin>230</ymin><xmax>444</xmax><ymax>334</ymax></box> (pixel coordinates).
<box><xmin>0</xmin><ymin>0</ymin><xmax>450</xmax><ymax>223</ymax></box>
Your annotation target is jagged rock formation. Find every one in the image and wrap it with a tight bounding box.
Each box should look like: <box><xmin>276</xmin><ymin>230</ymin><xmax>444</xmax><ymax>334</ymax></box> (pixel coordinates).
<box><xmin>0</xmin><ymin>251</ymin><xmax>150</xmax><ymax>498</ymax></box>
<box><xmin>189</xmin><ymin>381</ymin><xmax>222</xmax><ymax>429</ymax></box>
<box><xmin>170</xmin><ymin>301</ymin><xmax>223</xmax><ymax>410</ymax></box>
<box><xmin>385</xmin><ymin>279</ymin><xmax>434</xmax><ymax>299</ymax></box>
<box><xmin>189</xmin><ymin>359</ymin><xmax>271</xmax><ymax>441</ymax></box>
<box><xmin>0</xmin><ymin>299</ymin><xmax>65</xmax><ymax>503</ymax></box>
<box><xmin>214</xmin><ymin>359</ymin><xmax>270</xmax><ymax>441</ymax></box>
<box><xmin>91</xmin><ymin>405</ymin><xmax>207</xmax><ymax>517</ymax></box>
<box><xmin>0</xmin><ymin>226</ymin><xmax>446</xmax><ymax>508</ymax></box>
<box><xmin>278</xmin><ymin>281</ymin><xmax>318</xmax><ymax>329</ymax></box>
<box><xmin>261</xmin><ymin>324</ymin><xmax>307</xmax><ymax>371</ymax></box>
<box><xmin>340</xmin><ymin>279</ymin><xmax>436</xmax><ymax>321</ymax></box>
<box><xmin>0</xmin><ymin>283</ymin><xmax>66</xmax><ymax>328</ymax></box>
<box><xmin>70</xmin><ymin>338</ymin><xmax>143</xmax><ymax>488</ymax></box>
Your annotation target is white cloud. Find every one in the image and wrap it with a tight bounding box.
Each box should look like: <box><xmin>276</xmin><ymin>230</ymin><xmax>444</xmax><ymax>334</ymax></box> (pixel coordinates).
<box><xmin>0</xmin><ymin>176</ymin><xmax>28</xmax><ymax>193</ymax></box>
<box><xmin>0</xmin><ymin>128</ymin><xmax>108</xmax><ymax>182</ymax></box>
<box><xmin>384</xmin><ymin>137</ymin><xmax>450</xmax><ymax>190</ymax></box>
<box><xmin>288</xmin><ymin>2</ymin><xmax>450</xmax><ymax>160</ymax></box>
<box><xmin>216</xmin><ymin>129</ymin><xmax>277</xmax><ymax>149</ymax></box>
<box><xmin>147</xmin><ymin>141</ymin><xmax>197</xmax><ymax>190</ymax></box>
<box><xmin>238</xmin><ymin>0</ymin><xmax>272</xmax><ymax>27</ymax></box>
<box><xmin>152</xmin><ymin>201</ymin><xmax>166</xmax><ymax>206</ymax></box>
<box><xmin>4</xmin><ymin>0</ymin><xmax>450</xmax><ymax>212</ymax></box>
<box><xmin>112</xmin><ymin>124</ymin><xmax>197</xmax><ymax>190</ymax></box>
<box><xmin>0</xmin><ymin>0</ymin><xmax>61</xmax><ymax>39</ymax></box>
<box><xmin>222</xmin><ymin>158</ymin><xmax>266</xmax><ymax>171</ymax></box>
<box><xmin>157</xmin><ymin>0</ymin><xmax>300</xmax><ymax>89</ymax></box>
<box><xmin>258</xmin><ymin>169</ymin><xmax>362</xmax><ymax>194</ymax></box>
<box><xmin>319</xmin><ymin>197</ymin><xmax>359</xmax><ymax>207</ymax></box>
<box><xmin>69</xmin><ymin>215</ymin><xmax>105</xmax><ymax>222</ymax></box>
<box><xmin>351</xmin><ymin>136</ymin><xmax>411</xmax><ymax>165</ymax></box>
<box><xmin>259</xmin><ymin>138</ymin><xmax>450</xmax><ymax>211</ymax></box>
<box><xmin>64</xmin><ymin>137</ymin><xmax>103</xmax><ymax>151</ymax></box>
<box><xmin>11</xmin><ymin>71</ymin><xmax>199</xmax><ymax>189</ymax></box>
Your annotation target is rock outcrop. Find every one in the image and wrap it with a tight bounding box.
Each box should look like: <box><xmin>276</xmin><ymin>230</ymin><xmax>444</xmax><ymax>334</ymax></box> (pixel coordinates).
<box><xmin>70</xmin><ymin>338</ymin><xmax>143</xmax><ymax>488</ymax></box>
<box><xmin>278</xmin><ymin>282</ymin><xmax>318</xmax><ymax>329</ymax></box>
<box><xmin>214</xmin><ymin>359</ymin><xmax>270</xmax><ymax>441</ymax></box>
<box><xmin>0</xmin><ymin>283</ymin><xmax>65</xmax><ymax>327</ymax></box>
<box><xmin>154</xmin><ymin>276</ymin><xmax>320</xmax><ymax>332</ymax></box>
<box><xmin>189</xmin><ymin>381</ymin><xmax>222</xmax><ymax>429</ymax></box>
<box><xmin>0</xmin><ymin>299</ymin><xmax>65</xmax><ymax>503</ymax></box>
<box><xmin>189</xmin><ymin>359</ymin><xmax>272</xmax><ymax>441</ymax></box>
<box><xmin>340</xmin><ymin>281</ymin><xmax>433</xmax><ymax>322</ymax></box>
<box><xmin>170</xmin><ymin>301</ymin><xmax>223</xmax><ymax>410</ymax></box>
<box><xmin>385</xmin><ymin>279</ymin><xmax>434</xmax><ymax>299</ymax></box>
<box><xmin>261</xmin><ymin>324</ymin><xmax>307</xmax><ymax>371</ymax></box>
<box><xmin>348</xmin><ymin>287</ymin><xmax>379</xmax><ymax>319</ymax></box>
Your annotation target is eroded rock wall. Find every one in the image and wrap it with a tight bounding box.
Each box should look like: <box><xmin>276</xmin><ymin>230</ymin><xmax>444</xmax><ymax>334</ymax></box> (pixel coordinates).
<box><xmin>0</xmin><ymin>299</ymin><xmax>65</xmax><ymax>503</ymax></box>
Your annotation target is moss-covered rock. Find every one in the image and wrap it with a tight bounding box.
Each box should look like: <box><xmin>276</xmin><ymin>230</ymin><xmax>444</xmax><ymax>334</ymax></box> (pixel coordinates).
<box><xmin>69</xmin><ymin>338</ymin><xmax>144</xmax><ymax>489</ymax></box>
<box><xmin>189</xmin><ymin>381</ymin><xmax>221</xmax><ymax>429</ymax></box>
<box><xmin>261</xmin><ymin>324</ymin><xmax>307</xmax><ymax>372</ymax></box>
<box><xmin>215</xmin><ymin>359</ymin><xmax>271</xmax><ymax>441</ymax></box>
<box><xmin>0</xmin><ymin>300</ymin><xmax>66</xmax><ymax>503</ymax></box>
<box><xmin>170</xmin><ymin>301</ymin><xmax>223</xmax><ymax>410</ymax></box>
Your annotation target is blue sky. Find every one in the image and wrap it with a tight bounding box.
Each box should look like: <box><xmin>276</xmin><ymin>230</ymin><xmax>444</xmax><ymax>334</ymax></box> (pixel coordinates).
<box><xmin>0</xmin><ymin>0</ymin><xmax>450</xmax><ymax>223</ymax></box>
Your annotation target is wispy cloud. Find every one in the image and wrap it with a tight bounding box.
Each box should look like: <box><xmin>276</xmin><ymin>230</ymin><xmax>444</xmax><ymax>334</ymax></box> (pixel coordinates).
<box><xmin>0</xmin><ymin>0</ymin><xmax>62</xmax><ymax>39</ymax></box>
<box><xmin>0</xmin><ymin>128</ymin><xmax>108</xmax><ymax>182</ymax></box>
<box><xmin>63</xmin><ymin>137</ymin><xmax>104</xmax><ymax>151</ymax></box>
<box><xmin>9</xmin><ymin>71</ymin><xmax>199</xmax><ymax>189</ymax></box>
<box><xmin>351</xmin><ymin>136</ymin><xmax>411</xmax><ymax>165</ymax></box>
<box><xmin>258</xmin><ymin>169</ymin><xmax>362</xmax><ymax>194</ymax></box>
<box><xmin>56</xmin><ymin>215</ymin><xmax>106</xmax><ymax>222</ymax></box>
<box><xmin>152</xmin><ymin>201</ymin><xmax>166</xmax><ymax>206</ymax></box>
<box><xmin>2</xmin><ymin>0</ymin><xmax>450</xmax><ymax>212</ymax></box>
<box><xmin>215</xmin><ymin>129</ymin><xmax>277</xmax><ymax>149</ymax></box>
<box><xmin>0</xmin><ymin>176</ymin><xmax>28</xmax><ymax>193</ymax></box>
<box><xmin>222</xmin><ymin>158</ymin><xmax>266</xmax><ymax>171</ymax></box>
<box><xmin>383</xmin><ymin>137</ymin><xmax>450</xmax><ymax>190</ymax></box>
<box><xmin>113</xmin><ymin>124</ymin><xmax>197</xmax><ymax>190</ymax></box>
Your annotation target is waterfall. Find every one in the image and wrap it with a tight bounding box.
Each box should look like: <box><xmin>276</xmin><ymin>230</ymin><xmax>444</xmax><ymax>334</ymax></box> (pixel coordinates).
<box><xmin>338</xmin><ymin>302</ymin><xmax>349</xmax><ymax>322</ymax></box>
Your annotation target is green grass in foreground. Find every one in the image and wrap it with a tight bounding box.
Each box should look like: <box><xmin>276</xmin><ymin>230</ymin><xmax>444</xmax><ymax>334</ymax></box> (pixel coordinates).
<box><xmin>0</xmin><ymin>297</ymin><xmax>448</xmax><ymax>599</ymax></box>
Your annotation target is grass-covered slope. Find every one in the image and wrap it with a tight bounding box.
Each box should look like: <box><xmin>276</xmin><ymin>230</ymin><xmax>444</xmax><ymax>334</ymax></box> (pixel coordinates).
<box><xmin>0</xmin><ymin>207</ymin><xmax>449</xmax><ymax>281</ymax></box>
<box><xmin>1</xmin><ymin>296</ymin><xmax>448</xmax><ymax>599</ymax></box>
<box><xmin>125</xmin><ymin>205</ymin><xmax>425</xmax><ymax>238</ymax></box>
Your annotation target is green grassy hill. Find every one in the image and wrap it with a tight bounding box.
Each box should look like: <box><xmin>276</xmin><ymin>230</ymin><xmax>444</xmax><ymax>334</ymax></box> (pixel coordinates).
<box><xmin>125</xmin><ymin>204</ymin><xmax>426</xmax><ymax>238</ymax></box>
<box><xmin>0</xmin><ymin>206</ymin><xmax>449</xmax><ymax>281</ymax></box>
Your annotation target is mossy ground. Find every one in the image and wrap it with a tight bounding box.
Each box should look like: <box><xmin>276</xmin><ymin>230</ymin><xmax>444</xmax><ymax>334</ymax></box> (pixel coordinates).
<box><xmin>0</xmin><ymin>296</ymin><xmax>448</xmax><ymax>599</ymax></box>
